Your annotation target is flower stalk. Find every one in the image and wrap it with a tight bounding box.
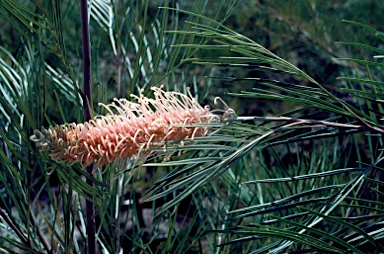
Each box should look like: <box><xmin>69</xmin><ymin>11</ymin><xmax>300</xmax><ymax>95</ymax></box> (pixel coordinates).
<box><xmin>80</xmin><ymin>0</ymin><xmax>95</xmax><ymax>251</ymax></box>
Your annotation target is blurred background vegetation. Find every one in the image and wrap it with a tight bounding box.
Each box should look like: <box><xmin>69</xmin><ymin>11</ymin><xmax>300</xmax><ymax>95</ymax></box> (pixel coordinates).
<box><xmin>1</xmin><ymin>0</ymin><xmax>384</xmax><ymax>253</ymax></box>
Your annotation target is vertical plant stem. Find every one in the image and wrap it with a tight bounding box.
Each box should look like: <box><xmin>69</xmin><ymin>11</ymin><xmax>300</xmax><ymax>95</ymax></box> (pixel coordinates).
<box><xmin>80</xmin><ymin>1</ymin><xmax>92</xmax><ymax>119</ymax></box>
<box><xmin>85</xmin><ymin>172</ymin><xmax>96</xmax><ymax>254</ymax></box>
<box><xmin>117</xmin><ymin>42</ymin><xmax>122</xmax><ymax>98</ymax></box>
<box><xmin>80</xmin><ymin>0</ymin><xmax>96</xmax><ymax>253</ymax></box>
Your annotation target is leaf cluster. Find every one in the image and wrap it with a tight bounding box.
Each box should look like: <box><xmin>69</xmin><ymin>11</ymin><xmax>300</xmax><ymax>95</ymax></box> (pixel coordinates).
<box><xmin>1</xmin><ymin>0</ymin><xmax>384</xmax><ymax>253</ymax></box>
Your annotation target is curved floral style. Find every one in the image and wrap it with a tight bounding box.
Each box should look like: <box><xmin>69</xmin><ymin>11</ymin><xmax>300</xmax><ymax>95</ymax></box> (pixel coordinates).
<box><xmin>30</xmin><ymin>86</ymin><xmax>221</xmax><ymax>168</ymax></box>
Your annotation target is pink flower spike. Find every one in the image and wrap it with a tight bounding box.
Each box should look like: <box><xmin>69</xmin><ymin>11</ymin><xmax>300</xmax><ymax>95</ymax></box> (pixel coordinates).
<box><xmin>30</xmin><ymin>86</ymin><xmax>225</xmax><ymax>170</ymax></box>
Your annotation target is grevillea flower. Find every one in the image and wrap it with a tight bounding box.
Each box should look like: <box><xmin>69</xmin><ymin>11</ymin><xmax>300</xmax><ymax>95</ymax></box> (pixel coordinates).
<box><xmin>30</xmin><ymin>86</ymin><xmax>222</xmax><ymax>168</ymax></box>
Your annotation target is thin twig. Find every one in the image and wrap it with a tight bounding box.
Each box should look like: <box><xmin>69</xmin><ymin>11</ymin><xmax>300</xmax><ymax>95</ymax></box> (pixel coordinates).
<box><xmin>80</xmin><ymin>0</ymin><xmax>96</xmax><ymax>253</ymax></box>
<box><xmin>30</xmin><ymin>209</ymin><xmax>54</xmax><ymax>254</ymax></box>
<box><xmin>226</xmin><ymin>116</ymin><xmax>384</xmax><ymax>134</ymax></box>
<box><xmin>0</xmin><ymin>207</ymin><xmax>31</xmax><ymax>248</ymax></box>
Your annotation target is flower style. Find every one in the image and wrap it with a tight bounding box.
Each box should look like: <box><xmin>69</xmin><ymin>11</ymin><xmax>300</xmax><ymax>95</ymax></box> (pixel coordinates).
<box><xmin>30</xmin><ymin>86</ymin><xmax>222</xmax><ymax>168</ymax></box>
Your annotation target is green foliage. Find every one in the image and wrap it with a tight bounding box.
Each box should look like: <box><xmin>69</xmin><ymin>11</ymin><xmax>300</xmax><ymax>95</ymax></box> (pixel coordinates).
<box><xmin>1</xmin><ymin>0</ymin><xmax>384</xmax><ymax>253</ymax></box>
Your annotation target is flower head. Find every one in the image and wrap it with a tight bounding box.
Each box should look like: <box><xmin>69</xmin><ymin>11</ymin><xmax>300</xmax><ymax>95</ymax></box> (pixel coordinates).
<box><xmin>30</xmin><ymin>86</ymin><xmax>223</xmax><ymax>168</ymax></box>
